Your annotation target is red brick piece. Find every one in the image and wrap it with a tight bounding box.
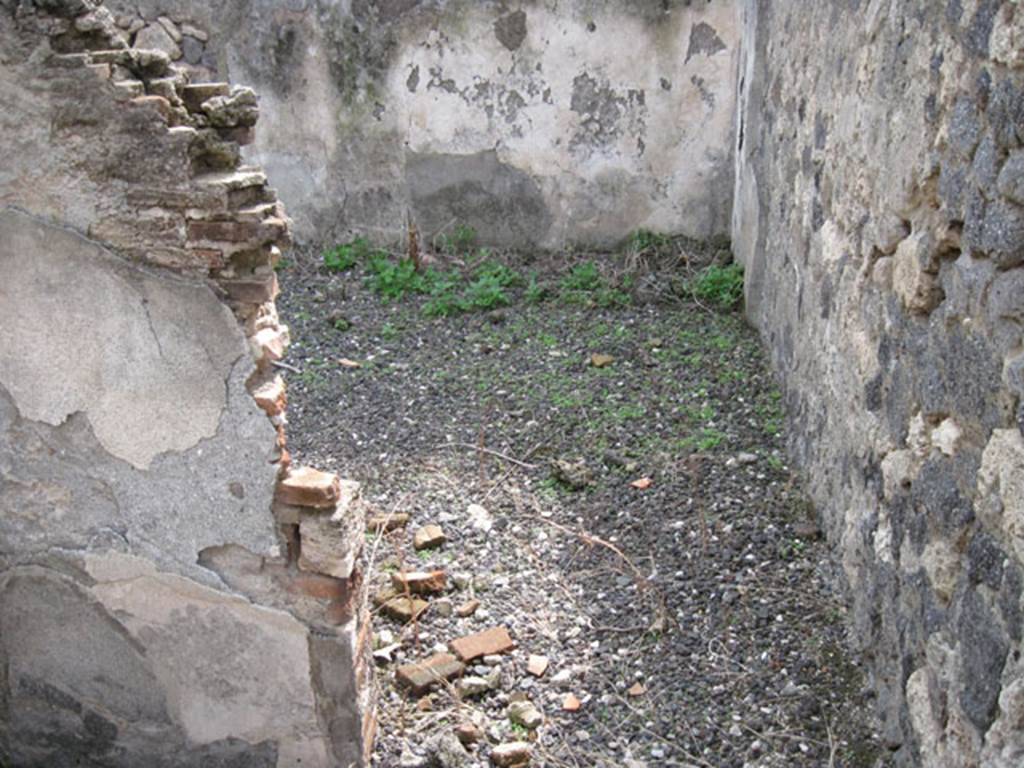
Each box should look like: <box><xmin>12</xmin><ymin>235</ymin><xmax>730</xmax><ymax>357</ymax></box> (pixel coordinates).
<box><xmin>275</xmin><ymin>466</ymin><xmax>340</xmax><ymax>508</ymax></box>
<box><xmin>251</xmin><ymin>375</ymin><xmax>286</xmax><ymax>417</ymax></box>
<box><xmin>395</xmin><ymin>653</ymin><xmax>465</xmax><ymax>696</ymax></box>
<box><xmin>449</xmin><ymin>626</ymin><xmax>515</xmax><ymax>662</ymax></box>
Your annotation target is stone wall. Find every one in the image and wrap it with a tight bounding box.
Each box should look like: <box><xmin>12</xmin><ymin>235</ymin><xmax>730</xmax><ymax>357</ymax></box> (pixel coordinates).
<box><xmin>101</xmin><ymin>0</ymin><xmax>741</xmax><ymax>247</ymax></box>
<box><xmin>0</xmin><ymin>2</ymin><xmax>372</xmax><ymax>765</ymax></box>
<box><xmin>733</xmin><ymin>2</ymin><xmax>1024</xmax><ymax>766</ymax></box>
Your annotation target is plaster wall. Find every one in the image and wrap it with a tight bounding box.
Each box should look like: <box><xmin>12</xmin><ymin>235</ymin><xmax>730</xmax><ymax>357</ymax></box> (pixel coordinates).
<box><xmin>0</xmin><ymin>5</ymin><xmax>368</xmax><ymax>765</ymax></box>
<box><xmin>108</xmin><ymin>0</ymin><xmax>741</xmax><ymax>247</ymax></box>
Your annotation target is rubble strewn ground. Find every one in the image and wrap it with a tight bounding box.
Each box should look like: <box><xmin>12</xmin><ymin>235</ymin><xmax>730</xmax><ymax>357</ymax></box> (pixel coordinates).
<box><xmin>277</xmin><ymin>244</ymin><xmax>888</xmax><ymax>768</ymax></box>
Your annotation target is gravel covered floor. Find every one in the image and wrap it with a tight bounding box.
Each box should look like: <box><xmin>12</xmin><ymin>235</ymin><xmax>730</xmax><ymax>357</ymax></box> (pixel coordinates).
<box><xmin>276</xmin><ymin>247</ymin><xmax>887</xmax><ymax>768</ymax></box>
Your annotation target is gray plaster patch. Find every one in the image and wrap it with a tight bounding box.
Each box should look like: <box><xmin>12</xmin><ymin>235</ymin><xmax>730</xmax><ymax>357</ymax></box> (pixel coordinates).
<box><xmin>569</xmin><ymin>72</ymin><xmax>646</xmax><ymax>156</ymax></box>
<box><xmin>0</xmin><ymin>562</ymin><xmax>300</xmax><ymax>766</ymax></box>
<box><xmin>494</xmin><ymin>10</ymin><xmax>527</xmax><ymax>51</ymax></box>
<box><xmin>0</xmin><ymin>354</ymin><xmax>280</xmax><ymax>585</ymax></box>
<box><xmin>0</xmin><ymin>208</ymin><xmax>245</xmax><ymax>469</ymax></box>
<box><xmin>406</xmin><ymin>150</ymin><xmax>553</xmax><ymax>247</ymax></box>
<box><xmin>685</xmin><ymin>21</ymin><xmax>727</xmax><ymax>63</ymax></box>
<box><xmin>691</xmin><ymin>74</ymin><xmax>715</xmax><ymax>108</ymax></box>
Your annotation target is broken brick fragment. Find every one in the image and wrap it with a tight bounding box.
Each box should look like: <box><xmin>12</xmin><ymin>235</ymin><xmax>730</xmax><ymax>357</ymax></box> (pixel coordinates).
<box><xmin>251</xmin><ymin>374</ymin><xmax>286</xmax><ymax>417</ymax></box>
<box><xmin>275</xmin><ymin>466</ymin><xmax>341</xmax><ymax>508</ymax></box>
<box><xmin>395</xmin><ymin>653</ymin><xmax>465</xmax><ymax>696</ymax></box>
<box><xmin>449</xmin><ymin>626</ymin><xmax>515</xmax><ymax>662</ymax></box>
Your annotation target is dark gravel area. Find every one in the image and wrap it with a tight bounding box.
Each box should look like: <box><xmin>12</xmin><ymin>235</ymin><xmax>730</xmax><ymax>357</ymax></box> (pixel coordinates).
<box><xmin>276</xmin><ymin>246</ymin><xmax>888</xmax><ymax>768</ymax></box>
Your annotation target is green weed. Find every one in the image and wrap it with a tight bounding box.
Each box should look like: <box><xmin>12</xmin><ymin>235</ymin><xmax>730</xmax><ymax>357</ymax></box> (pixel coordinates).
<box><xmin>560</xmin><ymin>261</ymin><xmax>603</xmax><ymax>292</ymax></box>
<box><xmin>439</xmin><ymin>223</ymin><xmax>477</xmax><ymax>256</ymax></box>
<box><xmin>421</xmin><ymin>271</ymin><xmax>464</xmax><ymax>317</ymax></box>
<box><xmin>365</xmin><ymin>255</ymin><xmax>422</xmax><ymax>299</ymax></box>
<box><xmin>458</xmin><ymin>261</ymin><xmax>521</xmax><ymax>311</ymax></box>
<box><xmin>681</xmin><ymin>426</ymin><xmax>726</xmax><ymax>451</ymax></box>
<box><xmin>691</xmin><ymin>263</ymin><xmax>744</xmax><ymax>310</ymax></box>
<box><xmin>324</xmin><ymin>236</ymin><xmax>376</xmax><ymax>272</ymax></box>
<box><xmin>524</xmin><ymin>272</ymin><xmax>548</xmax><ymax>303</ymax></box>
<box><xmin>559</xmin><ymin>261</ymin><xmax>631</xmax><ymax>308</ymax></box>
<box><xmin>626</xmin><ymin>228</ymin><xmax>672</xmax><ymax>255</ymax></box>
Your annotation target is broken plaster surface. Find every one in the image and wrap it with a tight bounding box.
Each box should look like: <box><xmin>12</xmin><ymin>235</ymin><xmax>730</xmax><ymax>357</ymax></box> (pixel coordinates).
<box><xmin>0</xmin><ymin>554</ymin><xmax>332</xmax><ymax>767</ymax></box>
<box><xmin>0</xmin><ymin>210</ymin><xmax>280</xmax><ymax>585</ymax></box>
<box><xmin>0</xmin><ymin>208</ymin><xmax>242</xmax><ymax>470</ymax></box>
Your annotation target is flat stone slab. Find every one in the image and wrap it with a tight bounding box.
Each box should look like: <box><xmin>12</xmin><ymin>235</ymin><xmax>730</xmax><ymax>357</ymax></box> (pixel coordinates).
<box><xmin>395</xmin><ymin>652</ymin><xmax>465</xmax><ymax>695</ymax></box>
<box><xmin>449</xmin><ymin>626</ymin><xmax>515</xmax><ymax>662</ymax></box>
<box><xmin>391</xmin><ymin>570</ymin><xmax>446</xmax><ymax>594</ymax></box>
<box><xmin>491</xmin><ymin>741</ymin><xmax>531</xmax><ymax>766</ymax></box>
<box><xmin>413</xmin><ymin>524</ymin><xmax>447</xmax><ymax>550</ymax></box>
<box><xmin>380</xmin><ymin>596</ymin><xmax>429</xmax><ymax>622</ymax></box>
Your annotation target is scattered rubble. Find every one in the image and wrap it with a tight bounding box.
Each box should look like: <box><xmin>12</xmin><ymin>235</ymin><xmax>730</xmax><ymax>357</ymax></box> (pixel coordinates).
<box><xmin>413</xmin><ymin>523</ymin><xmax>447</xmax><ymax>550</ymax></box>
<box><xmin>279</xmin><ymin>251</ymin><xmax>886</xmax><ymax>766</ymax></box>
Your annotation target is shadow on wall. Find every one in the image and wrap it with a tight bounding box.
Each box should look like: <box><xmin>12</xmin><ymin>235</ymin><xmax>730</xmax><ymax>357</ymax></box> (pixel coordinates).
<box><xmin>405</xmin><ymin>149</ymin><xmax>553</xmax><ymax>248</ymax></box>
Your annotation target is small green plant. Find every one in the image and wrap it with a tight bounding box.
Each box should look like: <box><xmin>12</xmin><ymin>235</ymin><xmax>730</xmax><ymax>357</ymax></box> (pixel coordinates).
<box><xmin>593</xmin><ymin>286</ymin><xmax>631</xmax><ymax>308</ymax></box>
<box><xmin>524</xmin><ymin>272</ymin><xmax>548</xmax><ymax>303</ymax></box>
<box><xmin>461</xmin><ymin>274</ymin><xmax>510</xmax><ymax>311</ymax></box>
<box><xmin>626</xmin><ymin>228</ymin><xmax>671</xmax><ymax>254</ymax></box>
<box><xmin>691</xmin><ymin>262</ymin><xmax>744</xmax><ymax>310</ymax></box>
<box><xmin>692</xmin><ymin>426</ymin><xmax>726</xmax><ymax>451</ymax></box>
<box><xmin>458</xmin><ymin>261</ymin><xmax>520</xmax><ymax>311</ymax></box>
<box><xmin>296</xmin><ymin>357</ymin><xmax>329</xmax><ymax>389</ymax></box>
<box><xmin>757</xmin><ymin>388</ymin><xmax>784</xmax><ymax>436</ymax></box>
<box><xmin>273</xmin><ymin>257</ymin><xmax>292</xmax><ymax>272</ymax></box>
<box><xmin>439</xmin><ymin>223</ymin><xmax>478</xmax><ymax>255</ymax></box>
<box><xmin>323</xmin><ymin>236</ymin><xmax>375</xmax><ymax>272</ymax></box>
<box><xmin>364</xmin><ymin>255</ymin><xmax>424</xmax><ymax>300</ymax></box>
<box><xmin>779</xmin><ymin>537</ymin><xmax>807</xmax><ymax>560</ymax></box>
<box><xmin>701</xmin><ymin>429</ymin><xmax>726</xmax><ymax>450</ymax></box>
<box><xmin>559</xmin><ymin>260</ymin><xmax>631</xmax><ymax>307</ymax></box>
<box><xmin>380</xmin><ymin>322</ymin><xmax>402</xmax><ymax>341</ymax></box>
<box><xmin>536</xmin><ymin>332</ymin><xmax>558</xmax><ymax>347</ymax></box>
<box><xmin>560</xmin><ymin>261</ymin><xmax>603</xmax><ymax>292</ymax></box>
<box><xmin>422</xmin><ymin>284</ymin><xmax>463</xmax><ymax>317</ymax></box>
<box><xmin>474</xmin><ymin>260</ymin><xmax>521</xmax><ymax>288</ymax></box>
<box><xmin>332</xmin><ymin>317</ymin><xmax>352</xmax><ymax>332</ymax></box>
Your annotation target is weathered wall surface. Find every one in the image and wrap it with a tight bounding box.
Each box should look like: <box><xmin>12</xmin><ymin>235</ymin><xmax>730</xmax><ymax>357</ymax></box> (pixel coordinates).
<box><xmin>104</xmin><ymin>0</ymin><xmax>740</xmax><ymax>247</ymax></box>
<box><xmin>733</xmin><ymin>2</ymin><xmax>1024</xmax><ymax>766</ymax></box>
<box><xmin>0</xmin><ymin>4</ymin><xmax>371</xmax><ymax>765</ymax></box>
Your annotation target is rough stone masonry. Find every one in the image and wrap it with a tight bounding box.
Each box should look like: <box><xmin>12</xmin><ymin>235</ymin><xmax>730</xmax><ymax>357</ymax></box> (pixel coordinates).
<box><xmin>0</xmin><ymin>1</ymin><xmax>372</xmax><ymax>765</ymax></box>
<box><xmin>733</xmin><ymin>2</ymin><xmax>1024</xmax><ymax>766</ymax></box>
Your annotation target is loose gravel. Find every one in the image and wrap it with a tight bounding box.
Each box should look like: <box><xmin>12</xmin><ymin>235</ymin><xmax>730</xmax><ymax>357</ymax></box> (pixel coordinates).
<box><xmin>276</xmin><ymin>247</ymin><xmax>888</xmax><ymax>768</ymax></box>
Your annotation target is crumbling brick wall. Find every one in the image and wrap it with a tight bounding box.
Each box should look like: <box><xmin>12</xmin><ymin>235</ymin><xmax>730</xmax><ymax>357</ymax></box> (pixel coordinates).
<box><xmin>733</xmin><ymin>2</ymin><xmax>1024</xmax><ymax>766</ymax></box>
<box><xmin>0</xmin><ymin>1</ymin><xmax>373</xmax><ymax>765</ymax></box>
